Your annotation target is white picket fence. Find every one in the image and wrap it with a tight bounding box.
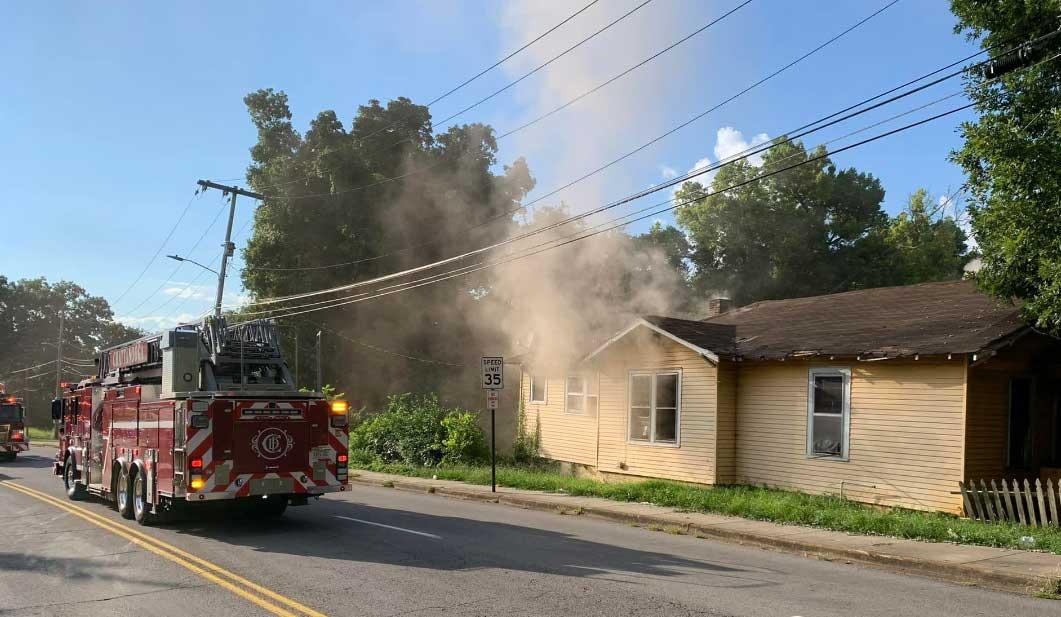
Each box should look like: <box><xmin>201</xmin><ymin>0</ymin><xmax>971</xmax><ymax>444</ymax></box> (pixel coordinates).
<box><xmin>959</xmin><ymin>478</ymin><xmax>1061</xmax><ymax>527</ymax></box>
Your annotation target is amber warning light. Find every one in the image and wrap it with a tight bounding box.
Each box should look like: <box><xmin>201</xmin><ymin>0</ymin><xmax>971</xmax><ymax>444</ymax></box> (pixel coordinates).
<box><xmin>330</xmin><ymin>400</ymin><xmax>349</xmax><ymax>414</ymax></box>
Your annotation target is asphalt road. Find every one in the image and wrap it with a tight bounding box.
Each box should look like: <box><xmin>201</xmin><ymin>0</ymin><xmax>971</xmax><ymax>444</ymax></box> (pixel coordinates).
<box><xmin>1</xmin><ymin>446</ymin><xmax>1058</xmax><ymax>617</ymax></box>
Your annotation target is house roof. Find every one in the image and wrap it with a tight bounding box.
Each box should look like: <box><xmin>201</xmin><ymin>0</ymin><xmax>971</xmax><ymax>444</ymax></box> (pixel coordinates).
<box><xmin>705</xmin><ymin>280</ymin><xmax>1026</xmax><ymax>360</ymax></box>
<box><xmin>586</xmin><ymin>280</ymin><xmax>1028</xmax><ymax>363</ymax></box>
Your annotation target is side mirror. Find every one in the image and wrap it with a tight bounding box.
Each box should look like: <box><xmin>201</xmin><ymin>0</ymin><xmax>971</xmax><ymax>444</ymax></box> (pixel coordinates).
<box><xmin>50</xmin><ymin>399</ymin><xmax>62</xmax><ymax>421</ymax></box>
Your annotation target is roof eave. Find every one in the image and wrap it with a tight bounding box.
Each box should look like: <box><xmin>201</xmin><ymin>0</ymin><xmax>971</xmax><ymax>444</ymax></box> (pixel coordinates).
<box><xmin>581</xmin><ymin>319</ymin><xmax>721</xmax><ymax>365</ymax></box>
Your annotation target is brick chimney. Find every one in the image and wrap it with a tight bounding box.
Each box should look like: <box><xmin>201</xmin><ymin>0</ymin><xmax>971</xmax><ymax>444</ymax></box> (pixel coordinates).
<box><xmin>702</xmin><ymin>297</ymin><xmax>732</xmax><ymax>320</ymax></box>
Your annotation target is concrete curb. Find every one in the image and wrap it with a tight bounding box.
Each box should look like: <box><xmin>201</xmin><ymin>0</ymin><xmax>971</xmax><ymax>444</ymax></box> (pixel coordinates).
<box><xmin>349</xmin><ymin>473</ymin><xmax>1059</xmax><ymax>596</ymax></box>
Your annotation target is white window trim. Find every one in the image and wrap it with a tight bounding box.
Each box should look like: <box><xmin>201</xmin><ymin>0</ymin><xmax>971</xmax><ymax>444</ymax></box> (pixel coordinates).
<box><xmin>564</xmin><ymin>374</ymin><xmax>598</xmax><ymax>415</ymax></box>
<box><xmin>806</xmin><ymin>367</ymin><xmax>851</xmax><ymax>461</ymax></box>
<box><xmin>528</xmin><ymin>374</ymin><xmax>548</xmax><ymax>404</ymax></box>
<box><xmin>627</xmin><ymin>370</ymin><xmax>682</xmax><ymax>447</ymax></box>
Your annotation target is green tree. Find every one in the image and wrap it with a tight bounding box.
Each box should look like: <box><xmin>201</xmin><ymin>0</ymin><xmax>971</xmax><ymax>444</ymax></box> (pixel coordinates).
<box><xmin>674</xmin><ymin>139</ymin><xmax>891</xmax><ymax>304</ymax></box>
<box><xmin>0</xmin><ymin>277</ymin><xmax>141</xmax><ymax>425</ymax></box>
<box><xmin>885</xmin><ymin>189</ymin><xmax>971</xmax><ymax>283</ymax></box>
<box><xmin>949</xmin><ymin>0</ymin><xmax>1061</xmax><ymax>332</ymax></box>
<box><xmin>239</xmin><ymin>90</ymin><xmax>535</xmax><ymax>407</ymax></box>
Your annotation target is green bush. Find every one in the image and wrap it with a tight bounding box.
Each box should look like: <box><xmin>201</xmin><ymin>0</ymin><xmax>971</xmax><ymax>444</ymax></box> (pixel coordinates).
<box><xmin>350</xmin><ymin>393</ymin><xmax>487</xmax><ymax>467</ymax></box>
<box><xmin>512</xmin><ymin>401</ymin><xmax>541</xmax><ymax>464</ymax></box>
<box><xmin>441</xmin><ymin>411</ymin><xmax>488</xmax><ymax>464</ymax></box>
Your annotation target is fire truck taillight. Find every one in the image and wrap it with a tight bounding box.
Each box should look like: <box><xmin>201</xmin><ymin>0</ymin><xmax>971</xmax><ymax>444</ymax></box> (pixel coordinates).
<box><xmin>9</xmin><ymin>430</ymin><xmax>24</xmax><ymax>442</ymax></box>
<box><xmin>337</xmin><ymin>454</ymin><xmax>348</xmax><ymax>464</ymax></box>
<box><xmin>330</xmin><ymin>400</ymin><xmax>349</xmax><ymax>414</ymax></box>
<box><xmin>190</xmin><ymin>458</ymin><xmax>204</xmax><ymax>470</ymax></box>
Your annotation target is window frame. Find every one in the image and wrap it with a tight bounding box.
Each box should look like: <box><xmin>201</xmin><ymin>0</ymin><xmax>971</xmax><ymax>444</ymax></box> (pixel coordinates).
<box><xmin>564</xmin><ymin>374</ymin><xmax>598</xmax><ymax>415</ymax></box>
<box><xmin>806</xmin><ymin>367</ymin><xmax>851</xmax><ymax>461</ymax></box>
<box><xmin>528</xmin><ymin>374</ymin><xmax>548</xmax><ymax>404</ymax></box>
<box><xmin>627</xmin><ymin>369</ymin><xmax>682</xmax><ymax>447</ymax></box>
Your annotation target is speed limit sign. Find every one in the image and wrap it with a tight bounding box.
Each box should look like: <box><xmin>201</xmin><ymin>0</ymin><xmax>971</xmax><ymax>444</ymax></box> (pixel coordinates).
<box><xmin>481</xmin><ymin>356</ymin><xmax>503</xmax><ymax>389</ymax></box>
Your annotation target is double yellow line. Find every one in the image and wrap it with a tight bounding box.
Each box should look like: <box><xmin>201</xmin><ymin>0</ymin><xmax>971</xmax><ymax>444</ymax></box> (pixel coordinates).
<box><xmin>0</xmin><ymin>480</ymin><xmax>327</xmax><ymax>617</ymax></box>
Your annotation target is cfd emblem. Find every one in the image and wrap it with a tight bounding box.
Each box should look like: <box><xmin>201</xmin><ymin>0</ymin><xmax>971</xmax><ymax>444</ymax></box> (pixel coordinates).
<box><xmin>251</xmin><ymin>427</ymin><xmax>294</xmax><ymax>461</ymax></box>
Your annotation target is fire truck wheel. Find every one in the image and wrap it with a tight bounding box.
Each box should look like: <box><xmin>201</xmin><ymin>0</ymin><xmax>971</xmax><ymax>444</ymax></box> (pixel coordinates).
<box><xmin>62</xmin><ymin>457</ymin><xmax>87</xmax><ymax>500</ymax></box>
<box><xmin>132</xmin><ymin>472</ymin><xmax>157</xmax><ymax>526</ymax></box>
<box><xmin>117</xmin><ymin>467</ymin><xmax>135</xmax><ymax>520</ymax></box>
<box><xmin>0</xmin><ymin>452</ymin><xmax>15</xmax><ymax>462</ymax></box>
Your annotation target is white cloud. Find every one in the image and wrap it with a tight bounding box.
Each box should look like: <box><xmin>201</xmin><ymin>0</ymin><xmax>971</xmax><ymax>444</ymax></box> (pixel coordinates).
<box><xmin>115</xmin><ymin>313</ymin><xmax>200</xmax><ymax>331</ymax></box>
<box><xmin>659</xmin><ymin>164</ymin><xmax>678</xmax><ymax>179</ymax></box>
<box><xmin>714</xmin><ymin>127</ymin><xmax>771</xmax><ymax>166</ymax></box>
<box><xmin>162</xmin><ymin>283</ymin><xmax>213</xmax><ymax>300</ymax></box>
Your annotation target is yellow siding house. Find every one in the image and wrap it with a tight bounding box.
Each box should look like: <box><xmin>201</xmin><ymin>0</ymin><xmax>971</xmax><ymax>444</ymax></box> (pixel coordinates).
<box><xmin>519</xmin><ymin>281</ymin><xmax>1061</xmax><ymax>514</ymax></box>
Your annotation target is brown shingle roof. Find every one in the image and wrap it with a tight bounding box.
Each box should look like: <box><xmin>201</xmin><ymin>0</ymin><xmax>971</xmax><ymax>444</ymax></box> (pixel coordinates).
<box><xmin>642</xmin><ymin>316</ymin><xmax>737</xmax><ymax>356</ymax></box>
<box><xmin>700</xmin><ymin>280</ymin><xmax>1025</xmax><ymax>359</ymax></box>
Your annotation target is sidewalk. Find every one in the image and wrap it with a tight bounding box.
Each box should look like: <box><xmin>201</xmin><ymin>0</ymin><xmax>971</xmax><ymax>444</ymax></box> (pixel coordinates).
<box><xmin>349</xmin><ymin>469</ymin><xmax>1061</xmax><ymax>596</ymax></box>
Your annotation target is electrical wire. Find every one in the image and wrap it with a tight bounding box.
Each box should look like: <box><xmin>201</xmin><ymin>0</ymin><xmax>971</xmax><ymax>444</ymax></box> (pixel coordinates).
<box><xmin>0</xmin><ymin>360</ymin><xmax>58</xmax><ymax>376</ymax></box>
<box><xmin>228</xmin><ymin>46</ymin><xmax>986</xmax><ymax>311</ymax></box>
<box><xmin>257</xmin><ymin>103</ymin><xmax>979</xmax><ymax>322</ymax></box>
<box><xmin>307</xmin><ymin>320</ymin><xmax>465</xmax><ymax>367</ymax></box>
<box><xmin>246</xmin><ymin>0</ymin><xmax>898</xmax><ymax>284</ymax></box>
<box><xmin>110</xmin><ymin>191</ymin><xmax>201</xmax><ymax>308</ymax></box>
<box><xmin>122</xmin><ymin>194</ymin><xmax>229</xmax><ymax>318</ymax></box>
<box><xmin>235</xmin><ymin>88</ymin><xmax>985</xmax><ymax>321</ymax></box>
<box><xmin>246</xmin><ymin>0</ymin><xmax>754</xmax><ymax>249</ymax></box>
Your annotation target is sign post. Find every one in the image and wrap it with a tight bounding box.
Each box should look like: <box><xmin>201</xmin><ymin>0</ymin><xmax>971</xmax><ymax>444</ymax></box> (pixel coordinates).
<box><xmin>481</xmin><ymin>357</ymin><xmax>503</xmax><ymax>492</ymax></box>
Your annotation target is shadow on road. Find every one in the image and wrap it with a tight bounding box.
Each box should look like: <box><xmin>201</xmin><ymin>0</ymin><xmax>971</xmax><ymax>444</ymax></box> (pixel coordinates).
<box><xmin>163</xmin><ymin>495</ymin><xmax>776</xmax><ymax>588</ymax></box>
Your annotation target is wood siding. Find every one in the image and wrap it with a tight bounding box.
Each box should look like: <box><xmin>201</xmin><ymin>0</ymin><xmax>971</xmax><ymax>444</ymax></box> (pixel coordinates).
<box><xmin>734</xmin><ymin>359</ymin><xmax>967</xmax><ymax>513</ymax></box>
<box><xmin>595</xmin><ymin>332</ymin><xmax>718</xmax><ymax>485</ymax></box>
<box><xmin>521</xmin><ymin>372</ymin><xmax>597</xmax><ymax>466</ymax></box>
<box><xmin>716</xmin><ymin>362</ymin><xmax>737</xmax><ymax>484</ymax></box>
<box><xmin>965</xmin><ymin>367</ymin><xmax>1010</xmax><ymax>481</ymax></box>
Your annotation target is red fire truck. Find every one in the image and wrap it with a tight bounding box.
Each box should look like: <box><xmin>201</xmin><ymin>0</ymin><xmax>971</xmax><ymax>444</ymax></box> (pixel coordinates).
<box><xmin>0</xmin><ymin>386</ymin><xmax>28</xmax><ymax>461</ymax></box>
<box><xmin>52</xmin><ymin>317</ymin><xmax>350</xmax><ymax>525</ymax></box>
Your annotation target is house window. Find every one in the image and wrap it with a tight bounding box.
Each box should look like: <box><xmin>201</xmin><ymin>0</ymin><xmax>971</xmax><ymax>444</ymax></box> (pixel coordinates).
<box><xmin>1008</xmin><ymin>377</ymin><xmax>1033</xmax><ymax>469</ymax></box>
<box><xmin>628</xmin><ymin>371</ymin><xmax>680</xmax><ymax>444</ymax></box>
<box><xmin>529</xmin><ymin>375</ymin><xmax>547</xmax><ymax>404</ymax></box>
<box><xmin>565</xmin><ymin>375</ymin><xmax>598</xmax><ymax>415</ymax></box>
<box><xmin>807</xmin><ymin>368</ymin><xmax>850</xmax><ymax>459</ymax></box>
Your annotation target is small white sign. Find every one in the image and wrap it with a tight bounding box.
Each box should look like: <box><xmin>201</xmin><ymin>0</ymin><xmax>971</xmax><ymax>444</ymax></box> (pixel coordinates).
<box><xmin>481</xmin><ymin>356</ymin><xmax>504</xmax><ymax>389</ymax></box>
<box><xmin>487</xmin><ymin>389</ymin><xmax>499</xmax><ymax>410</ymax></box>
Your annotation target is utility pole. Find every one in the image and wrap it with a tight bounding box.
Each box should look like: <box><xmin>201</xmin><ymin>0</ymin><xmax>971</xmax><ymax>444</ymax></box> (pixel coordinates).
<box><xmin>53</xmin><ymin>312</ymin><xmax>63</xmax><ymax>437</ymax></box>
<box><xmin>315</xmin><ymin>330</ymin><xmax>322</xmax><ymax>393</ymax></box>
<box><xmin>195</xmin><ymin>180</ymin><xmax>265</xmax><ymax>319</ymax></box>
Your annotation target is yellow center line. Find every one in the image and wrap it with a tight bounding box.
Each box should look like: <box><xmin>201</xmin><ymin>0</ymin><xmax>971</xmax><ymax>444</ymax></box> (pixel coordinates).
<box><xmin>0</xmin><ymin>481</ymin><xmax>328</xmax><ymax>617</ymax></box>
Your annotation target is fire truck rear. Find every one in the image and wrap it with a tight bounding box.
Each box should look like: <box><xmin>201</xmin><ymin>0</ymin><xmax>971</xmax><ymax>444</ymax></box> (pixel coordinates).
<box><xmin>53</xmin><ymin>317</ymin><xmax>350</xmax><ymax>524</ymax></box>
<box><xmin>0</xmin><ymin>387</ymin><xmax>28</xmax><ymax>461</ymax></box>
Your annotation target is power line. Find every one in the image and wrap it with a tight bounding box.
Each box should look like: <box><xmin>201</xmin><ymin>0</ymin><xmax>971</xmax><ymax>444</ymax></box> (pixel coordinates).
<box><xmin>248</xmin><ymin>0</ymin><xmax>898</xmax><ymax>278</ymax></box>
<box><xmin>236</xmin><ymin>88</ymin><xmax>983</xmax><ymax>321</ymax></box>
<box><xmin>121</xmin><ymin>194</ymin><xmax>229</xmax><ymax>318</ymax></box>
<box><xmin>256</xmin><ymin>103</ymin><xmax>979</xmax><ymax>322</ymax></box>
<box><xmin>0</xmin><ymin>360</ymin><xmax>58</xmax><ymax>376</ymax></box>
<box><xmin>309</xmin><ymin>321</ymin><xmax>464</xmax><ymax>367</ymax></box>
<box><xmin>110</xmin><ymin>191</ymin><xmax>201</xmax><ymax>308</ymax></box>
<box><xmin>246</xmin><ymin>0</ymin><xmax>754</xmax><ymax>262</ymax></box>
<box><xmin>229</xmin><ymin>35</ymin><xmax>988</xmax><ymax>312</ymax></box>
<box><xmin>429</xmin><ymin>0</ymin><xmax>655</xmax><ymax>130</ymax></box>
<box><xmin>348</xmin><ymin>0</ymin><xmax>605</xmax><ymax>147</ymax></box>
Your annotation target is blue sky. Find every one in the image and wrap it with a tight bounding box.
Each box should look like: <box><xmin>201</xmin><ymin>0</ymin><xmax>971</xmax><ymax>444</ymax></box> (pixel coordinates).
<box><xmin>0</xmin><ymin>1</ymin><xmax>979</xmax><ymax>330</ymax></box>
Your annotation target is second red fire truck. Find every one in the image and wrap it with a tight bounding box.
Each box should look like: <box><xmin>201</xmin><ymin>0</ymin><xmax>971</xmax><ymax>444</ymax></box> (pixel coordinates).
<box><xmin>53</xmin><ymin>316</ymin><xmax>350</xmax><ymax>524</ymax></box>
<box><xmin>0</xmin><ymin>386</ymin><xmax>28</xmax><ymax>462</ymax></box>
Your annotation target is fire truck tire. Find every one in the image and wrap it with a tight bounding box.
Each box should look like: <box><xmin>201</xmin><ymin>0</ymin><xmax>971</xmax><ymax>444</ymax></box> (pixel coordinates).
<box><xmin>132</xmin><ymin>472</ymin><xmax>158</xmax><ymax>526</ymax></box>
<box><xmin>117</xmin><ymin>467</ymin><xmax>135</xmax><ymax>520</ymax></box>
<box><xmin>62</xmin><ymin>457</ymin><xmax>87</xmax><ymax>500</ymax></box>
<box><xmin>0</xmin><ymin>452</ymin><xmax>15</xmax><ymax>462</ymax></box>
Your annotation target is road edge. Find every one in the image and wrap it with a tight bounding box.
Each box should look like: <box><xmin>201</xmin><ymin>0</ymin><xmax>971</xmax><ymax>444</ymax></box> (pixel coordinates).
<box><xmin>348</xmin><ymin>473</ymin><xmax>1058</xmax><ymax>597</ymax></box>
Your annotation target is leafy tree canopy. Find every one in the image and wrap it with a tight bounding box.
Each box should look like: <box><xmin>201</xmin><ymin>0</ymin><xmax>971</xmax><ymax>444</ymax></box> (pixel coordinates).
<box><xmin>0</xmin><ymin>276</ymin><xmax>141</xmax><ymax>425</ymax></box>
<box><xmin>674</xmin><ymin>140</ymin><xmax>970</xmax><ymax>305</ymax></box>
<box><xmin>950</xmin><ymin>0</ymin><xmax>1061</xmax><ymax>332</ymax></box>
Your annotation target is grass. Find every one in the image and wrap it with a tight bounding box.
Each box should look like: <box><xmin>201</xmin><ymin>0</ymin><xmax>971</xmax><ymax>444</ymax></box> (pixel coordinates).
<box><xmin>356</xmin><ymin>458</ymin><xmax>1061</xmax><ymax>556</ymax></box>
<box><xmin>26</xmin><ymin>426</ymin><xmax>55</xmax><ymax>442</ymax></box>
